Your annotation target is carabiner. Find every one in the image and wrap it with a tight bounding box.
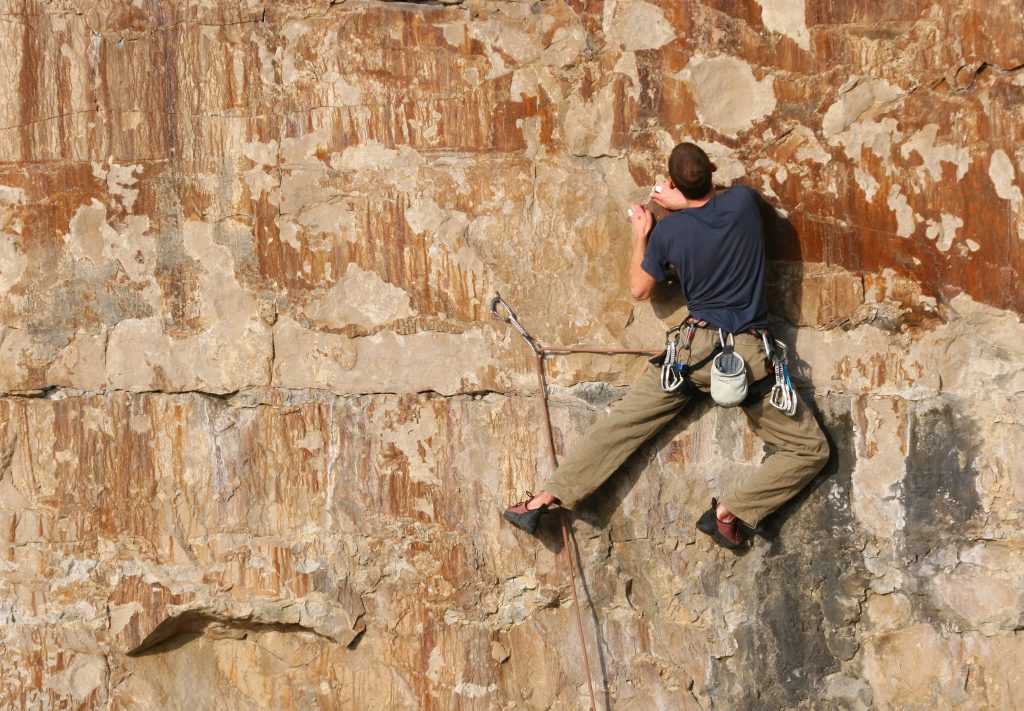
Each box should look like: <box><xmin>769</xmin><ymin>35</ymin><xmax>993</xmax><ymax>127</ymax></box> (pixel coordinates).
<box><xmin>489</xmin><ymin>293</ymin><xmax>515</xmax><ymax>323</ymax></box>
<box><xmin>490</xmin><ymin>292</ymin><xmax>542</xmax><ymax>353</ymax></box>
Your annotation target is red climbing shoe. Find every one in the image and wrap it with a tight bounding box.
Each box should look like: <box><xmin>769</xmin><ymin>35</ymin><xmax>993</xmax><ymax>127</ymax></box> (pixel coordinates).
<box><xmin>503</xmin><ymin>492</ymin><xmax>554</xmax><ymax>535</ymax></box>
<box><xmin>696</xmin><ymin>498</ymin><xmax>745</xmax><ymax>550</ymax></box>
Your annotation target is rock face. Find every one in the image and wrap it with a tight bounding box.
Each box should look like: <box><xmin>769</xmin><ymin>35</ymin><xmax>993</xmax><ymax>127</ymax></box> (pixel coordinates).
<box><xmin>1</xmin><ymin>0</ymin><xmax>1022</xmax><ymax>708</ymax></box>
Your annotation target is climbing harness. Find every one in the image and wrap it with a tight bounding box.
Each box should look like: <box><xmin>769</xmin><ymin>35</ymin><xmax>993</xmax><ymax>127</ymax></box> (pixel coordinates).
<box><xmin>491</xmin><ymin>293</ymin><xmax>658</xmax><ymax>711</ymax></box>
<box><xmin>658</xmin><ymin>317</ymin><xmax>799</xmax><ymax>415</ymax></box>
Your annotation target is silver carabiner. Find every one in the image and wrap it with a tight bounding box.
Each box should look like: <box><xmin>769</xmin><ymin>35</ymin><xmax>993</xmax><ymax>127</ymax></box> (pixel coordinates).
<box><xmin>772</xmin><ymin>339</ymin><xmax>788</xmax><ymax>364</ymax></box>
<box><xmin>490</xmin><ymin>292</ymin><xmax>542</xmax><ymax>353</ymax></box>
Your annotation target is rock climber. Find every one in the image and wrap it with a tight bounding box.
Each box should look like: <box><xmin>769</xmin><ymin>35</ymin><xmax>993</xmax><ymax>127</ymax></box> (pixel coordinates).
<box><xmin>503</xmin><ymin>142</ymin><xmax>830</xmax><ymax>550</ymax></box>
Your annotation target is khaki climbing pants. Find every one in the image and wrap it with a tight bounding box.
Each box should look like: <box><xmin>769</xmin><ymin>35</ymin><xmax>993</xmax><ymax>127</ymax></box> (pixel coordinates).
<box><xmin>543</xmin><ymin>327</ymin><xmax>830</xmax><ymax>528</ymax></box>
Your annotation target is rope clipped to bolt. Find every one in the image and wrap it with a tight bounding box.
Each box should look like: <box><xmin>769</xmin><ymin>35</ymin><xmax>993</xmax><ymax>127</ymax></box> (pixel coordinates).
<box><xmin>490</xmin><ymin>293</ymin><xmax>660</xmax><ymax>360</ymax></box>
<box><xmin>490</xmin><ymin>293</ymin><xmax>659</xmax><ymax>711</ymax></box>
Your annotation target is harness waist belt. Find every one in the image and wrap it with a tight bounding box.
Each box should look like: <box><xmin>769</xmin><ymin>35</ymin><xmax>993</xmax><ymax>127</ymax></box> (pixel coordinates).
<box><xmin>684</xmin><ymin>316</ymin><xmax>770</xmax><ymax>338</ymax></box>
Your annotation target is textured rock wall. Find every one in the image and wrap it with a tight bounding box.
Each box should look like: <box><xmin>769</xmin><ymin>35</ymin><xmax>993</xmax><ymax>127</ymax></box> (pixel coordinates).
<box><xmin>1</xmin><ymin>0</ymin><xmax>1022</xmax><ymax>708</ymax></box>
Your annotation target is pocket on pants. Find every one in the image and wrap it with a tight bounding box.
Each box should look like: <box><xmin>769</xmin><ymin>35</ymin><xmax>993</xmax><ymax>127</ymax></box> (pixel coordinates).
<box><xmin>734</xmin><ymin>335</ymin><xmax>769</xmax><ymax>382</ymax></box>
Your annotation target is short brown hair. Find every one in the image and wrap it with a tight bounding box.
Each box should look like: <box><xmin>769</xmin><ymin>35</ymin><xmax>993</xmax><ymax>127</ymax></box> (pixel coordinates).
<box><xmin>668</xmin><ymin>142</ymin><xmax>713</xmax><ymax>199</ymax></box>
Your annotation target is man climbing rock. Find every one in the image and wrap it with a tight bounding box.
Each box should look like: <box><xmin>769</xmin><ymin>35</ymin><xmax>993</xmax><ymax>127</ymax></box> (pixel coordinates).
<box><xmin>503</xmin><ymin>142</ymin><xmax>830</xmax><ymax>550</ymax></box>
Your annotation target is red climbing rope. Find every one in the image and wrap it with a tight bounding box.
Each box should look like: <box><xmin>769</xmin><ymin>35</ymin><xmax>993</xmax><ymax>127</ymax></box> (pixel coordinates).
<box><xmin>491</xmin><ymin>293</ymin><xmax>659</xmax><ymax>711</ymax></box>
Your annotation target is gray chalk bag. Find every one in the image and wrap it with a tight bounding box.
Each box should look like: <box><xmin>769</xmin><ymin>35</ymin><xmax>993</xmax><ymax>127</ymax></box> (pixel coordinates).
<box><xmin>710</xmin><ymin>330</ymin><xmax>748</xmax><ymax>407</ymax></box>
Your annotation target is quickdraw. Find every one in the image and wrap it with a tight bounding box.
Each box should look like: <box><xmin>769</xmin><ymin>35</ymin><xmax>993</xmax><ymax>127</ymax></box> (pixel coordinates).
<box><xmin>768</xmin><ymin>340</ymin><xmax>798</xmax><ymax>416</ymax></box>
<box><xmin>659</xmin><ymin>321</ymin><xmax>723</xmax><ymax>394</ymax></box>
<box><xmin>660</xmin><ymin>323</ymin><xmax>688</xmax><ymax>392</ymax></box>
<box><xmin>490</xmin><ymin>293</ymin><xmax>541</xmax><ymax>354</ymax></box>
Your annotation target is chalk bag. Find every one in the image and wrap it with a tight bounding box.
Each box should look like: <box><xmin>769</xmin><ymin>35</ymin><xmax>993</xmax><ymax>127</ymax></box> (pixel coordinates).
<box><xmin>710</xmin><ymin>330</ymin><xmax>748</xmax><ymax>407</ymax></box>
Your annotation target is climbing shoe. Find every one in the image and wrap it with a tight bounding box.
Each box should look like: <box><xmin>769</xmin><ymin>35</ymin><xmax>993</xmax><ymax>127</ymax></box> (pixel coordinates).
<box><xmin>696</xmin><ymin>498</ymin><xmax>745</xmax><ymax>550</ymax></box>
<box><xmin>503</xmin><ymin>492</ymin><xmax>554</xmax><ymax>535</ymax></box>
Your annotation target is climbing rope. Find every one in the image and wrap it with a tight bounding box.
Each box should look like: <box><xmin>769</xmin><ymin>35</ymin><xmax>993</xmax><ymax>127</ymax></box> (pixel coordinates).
<box><xmin>491</xmin><ymin>293</ymin><xmax>801</xmax><ymax>707</ymax></box>
<box><xmin>490</xmin><ymin>293</ymin><xmax>658</xmax><ymax>711</ymax></box>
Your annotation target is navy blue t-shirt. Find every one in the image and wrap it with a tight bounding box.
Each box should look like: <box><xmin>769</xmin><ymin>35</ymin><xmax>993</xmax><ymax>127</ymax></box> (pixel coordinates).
<box><xmin>641</xmin><ymin>184</ymin><xmax>769</xmax><ymax>333</ymax></box>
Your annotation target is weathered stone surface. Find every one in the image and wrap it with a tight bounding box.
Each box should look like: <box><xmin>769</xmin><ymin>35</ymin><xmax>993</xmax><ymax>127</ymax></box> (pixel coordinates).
<box><xmin>1</xmin><ymin>0</ymin><xmax>1023</xmax><ymax>708</ymax></box>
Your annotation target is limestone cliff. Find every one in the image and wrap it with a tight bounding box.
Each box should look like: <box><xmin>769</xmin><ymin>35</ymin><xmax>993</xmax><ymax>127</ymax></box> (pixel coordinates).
<box><xmin>1</xmin><ymin>0</ymin><xmax>1022</xmax><ymax>708</ymax></box>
